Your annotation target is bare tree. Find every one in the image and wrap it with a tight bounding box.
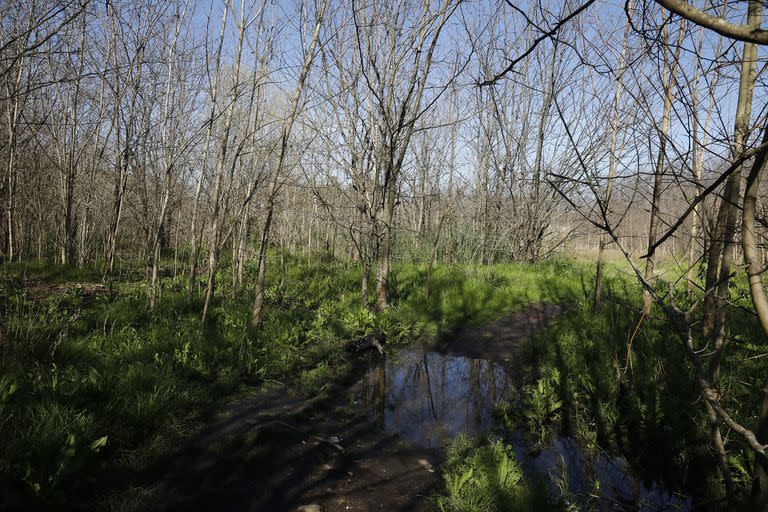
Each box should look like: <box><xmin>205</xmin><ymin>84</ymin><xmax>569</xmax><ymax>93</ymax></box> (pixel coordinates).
<box><xmin>353</xmin><ymin>0</ymin><xmax>458</xmax><ymax>310</ymax></box>
<box><xmin>200</xmin><ymin>0</ymin><xmax>254</xmax><ymax>324</ymax></box>
<box><xmin>642</xmin><ymin>15</ymin><xmax>685</xmax><ymax>315</ymax></box>
<box><xmin>250</xmin><ymin>0</ymin><xmax>327</xmax><ymax>330</ymax></box>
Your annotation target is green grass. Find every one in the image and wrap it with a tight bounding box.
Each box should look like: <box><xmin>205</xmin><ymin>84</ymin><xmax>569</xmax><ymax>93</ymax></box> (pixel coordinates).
<box><xmin>433</xmin><ymin>260</ymin><xmax>766</xmax><ymax>509</ymax></box>
<box><xmin>0</xmin><ymin>255</ymin><xmax>585</xmax><ymax>509</ymax></box>
<box><xmin>518</xmin><ymin>268</ymin><xmax>766</xmax><ymax>501</ymax></box>
<box><xmin>10</xmin><ymin>254</ymin><xmax>760</xmax><ymax>509</ymax></box>
<box><xmin>436</xmin><ymin>434</ymin><xmax>555</xmax><ymax>512</ymax></box>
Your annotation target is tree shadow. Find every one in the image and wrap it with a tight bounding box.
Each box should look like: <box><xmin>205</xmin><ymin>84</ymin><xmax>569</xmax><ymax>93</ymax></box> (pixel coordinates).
<box><xmin>125</xmin><ymin>355</ymin><xmax>444</xmax><ymax>511</ymax></box>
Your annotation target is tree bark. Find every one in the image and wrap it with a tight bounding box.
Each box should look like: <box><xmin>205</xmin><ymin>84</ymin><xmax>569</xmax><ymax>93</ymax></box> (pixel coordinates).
<box><xmin>62</xmin><ymin>10</ymin><xmax>88</xmax><ymax>266</ymax></box>
<box><xmin>643</xmin><ymin>15</ymin><xmax>684</xmax><ymax>315</ymax></box>
<box><xmin>250</xmin><ymin>0</ymin><xmax>327</xmax><ymax>330</ymax></box>
<box><xmin>187</xmin><ymin>4</ymin><xmax>228</xmax><ymax>303</ymax></box>
<box><xmin>105</xmin><ymin>31</ymin><xmax>144</xmax><ymax>277</ymax></box>
<box><xmin>201</xmin><ymin>0</ymin><xmax>247</xmax><ymax>325</ymax></box>
<box><xmin>150</xmin><ymin>2</ymin><xmax>187</xmax><ymax>310</ymax></box>
<box><xmin>594</xmin><ymin>1</ymin><xmax>631</xmax><ymax>308</ymax></box>
<box><xmin>742</xmin><ymin>120</ymin><xmax>768</xmax><ymax>509</ymax></box>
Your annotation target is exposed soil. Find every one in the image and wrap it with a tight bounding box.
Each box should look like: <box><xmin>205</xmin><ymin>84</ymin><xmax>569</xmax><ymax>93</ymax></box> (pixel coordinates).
<box><xmin>18</xmin><ymin>280</ymin><xmax>111</xmax><ymax>302</ymax></box>
<box><xmin>147</xmin><ymin>302</ymin><xmax>566</xmax><ymax>512</ymax></box>
<box><xmin>149</xmin><ymin>386</ymin><xmax>441</xmax><ymax>512</ymax></box>
<box><xmin>436</xmin><ymin>302</ymin><xmax>565</xmax><ymax>379</ymax></box>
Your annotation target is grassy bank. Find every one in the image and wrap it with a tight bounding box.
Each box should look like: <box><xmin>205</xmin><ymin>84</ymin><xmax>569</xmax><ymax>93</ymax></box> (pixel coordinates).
<box><xmin>513</xmin><ymin>269</ymin><xmax>765</xmax><ymax>505</ymax></box>
<box><xmin>432</xmin><ymin>263</ymin><xmax>766</xmax><ymax>510</ymax></box>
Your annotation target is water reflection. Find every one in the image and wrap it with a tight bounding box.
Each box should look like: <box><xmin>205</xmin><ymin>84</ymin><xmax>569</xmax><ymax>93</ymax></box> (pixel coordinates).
<box><xmin>360</xmin><ymin>349</ymin><xmax>509</xmax><ymax>448</ymax></box>
<box><xmin>508</xmin><ymin>433</ymin><xmax>692</xmax><ymax>511</ymax></box>
<box><xmin>359</xmin><ymin>348</ymin><xmax>692</xmax><ymax>511</ymax></box>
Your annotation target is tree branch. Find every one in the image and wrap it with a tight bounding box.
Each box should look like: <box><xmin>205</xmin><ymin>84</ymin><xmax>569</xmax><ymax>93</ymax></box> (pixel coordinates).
<box><xmin>654</xmin><ymin>0</ymin><xmax>768</xmax><ymax>44</ymax></box>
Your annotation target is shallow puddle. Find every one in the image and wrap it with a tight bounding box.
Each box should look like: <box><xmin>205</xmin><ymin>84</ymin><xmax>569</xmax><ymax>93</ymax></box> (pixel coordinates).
<box><xmin>359</xmin><ymin>349</ymin><xmax>508</xmax><ymax>448</ymax></box>
<box><xmin>508</xmin><ymin>432</ymin><xmax>691</xmax><ymax>511</ymax></box>
<box><xmin>360</xmin><ymin>348</ymin><xmax>691</xmax><ymax>511</ymax></box>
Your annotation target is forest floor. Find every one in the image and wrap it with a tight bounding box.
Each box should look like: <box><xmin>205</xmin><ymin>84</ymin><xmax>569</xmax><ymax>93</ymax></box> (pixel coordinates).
<box><xmin>148</xmin><ymin>301</ymin><xmax>565</xmax><ymax>512</ymax></box>
<box><xmin>5</xmin><ymin>260</ymin><xmax>761</xmax><ymax>510</ymax></box>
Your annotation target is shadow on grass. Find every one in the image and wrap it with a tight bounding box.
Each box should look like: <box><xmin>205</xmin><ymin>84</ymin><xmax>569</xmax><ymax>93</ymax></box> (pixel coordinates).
<box><xmin>0</xmin><ymin>258</ymin><xmax>592</xmax><ymax>511</ymax></box>
<box><xmin>120</xmin><ymin>354</ymin><xmax>442</xmax><ymax>512</ymax></box>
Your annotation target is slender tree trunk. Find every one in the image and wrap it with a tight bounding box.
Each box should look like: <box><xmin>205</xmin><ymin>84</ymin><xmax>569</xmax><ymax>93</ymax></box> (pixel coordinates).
<box><xmin>173</xmin><ymin>206</ymin><xmax>181</xmax><ymax>281</ymax></box>
<box><xmin>594</xmin><ymin>1</ymin><xmax>631</xmax><ymax>308</ymax></box>
<box><xmin>104</xmin><ymin>19</ymin><xmax>142</xmax><ymax>277</ymax></box>
<box><xmin>698</xmin><ymin>1</ymin><xmax>762</xmax><ymax>497</ymax></box>
<box><xmin>643</xmin><ymin>16</ymin><xmax>684</xmax><ymax>315</ymax></box>
<box><xmin>707</xmin><ymin>0</ymin><xmax>761</xmax><ymax>380</ymax></box>
<box><xmin>4</xmin><ymin>71</ymin><xmax>24</xmax><ymax>263</ymax></box>
<box><xmin>62</xmin><ymin>13</ymin><xmax>88</xmax><ymax>266</ymax></box>
<box><xmin>742</xmin><ymin>122</ymin><xmax>768</xmax><ymax>508</ymax></box>
<box><xmin>150</xmin><ymin>3</ymin><xmax>187</xmax><ymax>310</ymax></box>
<box><xmin>1</xmin><ymin>9</ymin><xmax>34</xmax><ymax>263</ymax></box>
<box><xmin>685</xmin><ymin>17</ymin><xmax>721</xmax><ymax>296</ymax></box>
<box><xmin>528</xmin><ymin>42</ymin><xmax>558</xmax><ymax>263</ymax></box>
<box><xmin>187</xmin><ymin>5</ymin><xmax>228</xmax><ymax>303</ymax></box>
<box><xmin>105</xmin><ymin>145</ymin><xmax>128</xmax><ymax>275</ymax></box>
<box><xmin>687</xmin><ymin>74</ymin><xmax>702</xmax><ymax>295</ymax></box>
<box><xmin>361</xmin><ymin>255</ymin><xmax>370</xmax><ymax>307</ymax></box>
<box><xmin>201</xmin><ymin>0</ymin><xmax>247</xmax><ymax>325</ymax></box>
<box><xmin>703</xmin><ymin>0</ymin><xmax>760</xmax><ymax>339</ymax></box>
<box><xmin>5</xmin><ymin>155</ymin><xmax>15</xmax><ymax>262</ymax></box>
<box><xmin>233</xmin><ymin>193</ymin><xmax>250</xmax><ymax>295</ymax></box>
<box><xmin>251</xmin><ymin>196</ymin><xmax>274</xmax><ymax>329</ymax></box>
<box><xmin>753</xmin><ymin>381</ymin><xmax>768</xmax><ymax>510</ymax></box>
<box><xmin>363</xmin><ymin>0</ymin><xmax>453</xmax><ymax>308</ymax></box>
<box><xmin>375</xmin><ymin>161</ymin><xmax>396</xmax><ymax>310</ymax></box>
<box><xmin>250</xmin><ymin>0</ymin><xmax>326</xmax><ymax>330</ymax></box>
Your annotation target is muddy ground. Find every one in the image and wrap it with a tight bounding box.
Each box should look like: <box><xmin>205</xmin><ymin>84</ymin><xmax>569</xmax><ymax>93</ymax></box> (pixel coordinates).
<box><xmin>148</xmin><ymin>302</ymin><xmax>564</xmax><ymax>512</ymax></box>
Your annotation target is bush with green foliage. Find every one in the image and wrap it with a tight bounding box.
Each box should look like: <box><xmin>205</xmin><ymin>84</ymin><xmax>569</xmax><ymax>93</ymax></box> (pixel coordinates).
<box><xmin>436</xmin><ymin>434</ymin><xmax>555</xmax><ymax>512</ymax></box>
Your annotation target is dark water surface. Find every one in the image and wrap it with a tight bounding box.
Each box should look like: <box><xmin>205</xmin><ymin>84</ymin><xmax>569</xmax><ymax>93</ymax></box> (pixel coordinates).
<box><xmin>508</xmin><ymin>432</ymin><xmax>691</xmax><ymax>511</ymax></box>
<box><xmin>359</xmin><ymin>348</ymin><xmax>691</xmax><ymax>511</ymax></box>
<box><xmin>359</xmin><ymin>349</ymin><xmax>508</xmax><ymax>448</ymax></box>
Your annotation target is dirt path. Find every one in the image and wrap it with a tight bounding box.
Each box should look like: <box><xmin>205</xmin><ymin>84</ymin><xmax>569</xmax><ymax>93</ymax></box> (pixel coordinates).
<box><xmin>148</xmin><ymin>302</ymin><xmax>565</xmax><ymax>512</ymax></box>
<box><xmin>436</xmin><ymin>302</ymin><xmax>565</xmax><ymax>380</ymax></box>
<box><xmin>149</xmin><ymin>386</ymin><xmax>440</xmax><ymax>512</ymax></box>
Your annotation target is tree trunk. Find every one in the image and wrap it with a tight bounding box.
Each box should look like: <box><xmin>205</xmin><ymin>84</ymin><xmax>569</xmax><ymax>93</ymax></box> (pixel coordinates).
<box><xmin>150</xmin><ymin>3</ymin><xmax>187</xmax><ymax>310</ymax></box>
<box><xmin>187</xmin><ymin>4</ymin><xmax>228</xmax><ymax>303</ymax></box>
<box><xmin>361</xmin><ymin>256</ymin><xmax>371</xmax><ymax>308</ymax></box>
<box><xmin>250</xmin><ymin>0</ymin><xmax>326</xmax><ymax>330</ymax></box>
<box><xmin>527</xmin><ymin>41</ymin><xmax>558</xmax><ymax>263</ymax></box>
<box><xmin>753</xmin><ymin>381</ymin><xmax>768</xmax><ymax>510</ymax></box>
<box><xmin>594</xmin><ymin>1</ymin><xmax>631</xmax><ymax>308</ymax></box>
<box><xmin>742</xmin><ymin>119</ymin><xmax>768</xmax><ymax>509</ymax></box>
<box><xmin>685</xmin><ymin>16</ymin><xmax>724</xmax><ymax>297</ymax></box>
<box><xmin>703</xmin><ymin>0</ymin><xmax>761</xmax><ymax>338</ymax></box>
<box><xmin>232</xmin><ymin>186</ymin><xmax>251</xmax><ymax>297</ymax></box>
<box><xmin>699</xmin><ymin>1</ymin><xmax>762</xmax><ymax>496</ymax></box>
<box><xmin>374</xmin><ymin>166</ymin><xmax>396</xmax><ymax>311</ymax></box>
<box><xmin>201</xmin><ymin>1</ymin><xmax>246</xmax><ymax>325</ymax></box>
<box><xmin>251</xmin><ymin>197</ymin><xmax>274</xmax><ymax>330</ymax></box>
<box><xmin>61</xmin><ymin>11</ymin><xmax>88</xmax><ymax>266</ymax></box>
<box><xmin>643</xmin><ymin>16</ymin><xmax>684</xmax><ymax>315</ymax></box>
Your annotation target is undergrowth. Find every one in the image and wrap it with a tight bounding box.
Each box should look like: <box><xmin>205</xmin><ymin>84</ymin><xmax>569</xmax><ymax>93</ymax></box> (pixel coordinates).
<box><xmin>442</xmin><ymin>263</ymin><xmax>767</xmax><ymax>510</ymax></box>
<box><xmin>0</xmin><ymin>255</ymin><xmax>583</xmax><ymax>509</ymax></box>
<box><xmin>519</xmin><ymin>268</ymin><xmax>766</xmax><ymax>504</ymax></box>
<box><xmin>436</xmin><ymin>434</ymin><xmax>555</xmax><ymax>512</ymax></box>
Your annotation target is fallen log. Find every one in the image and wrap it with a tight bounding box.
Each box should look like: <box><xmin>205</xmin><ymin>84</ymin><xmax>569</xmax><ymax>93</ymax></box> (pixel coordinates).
<box><xmin>345</xmin><ymin>330</ymin><xmax>386</xmax><ymax>356</ymax></box>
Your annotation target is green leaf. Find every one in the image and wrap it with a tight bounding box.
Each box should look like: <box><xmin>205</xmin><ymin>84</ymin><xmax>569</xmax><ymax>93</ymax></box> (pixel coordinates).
<box><xmin>89</xmin><ymin>435</ymin><xmax>108</xmax><ymax>452</ymax></box>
